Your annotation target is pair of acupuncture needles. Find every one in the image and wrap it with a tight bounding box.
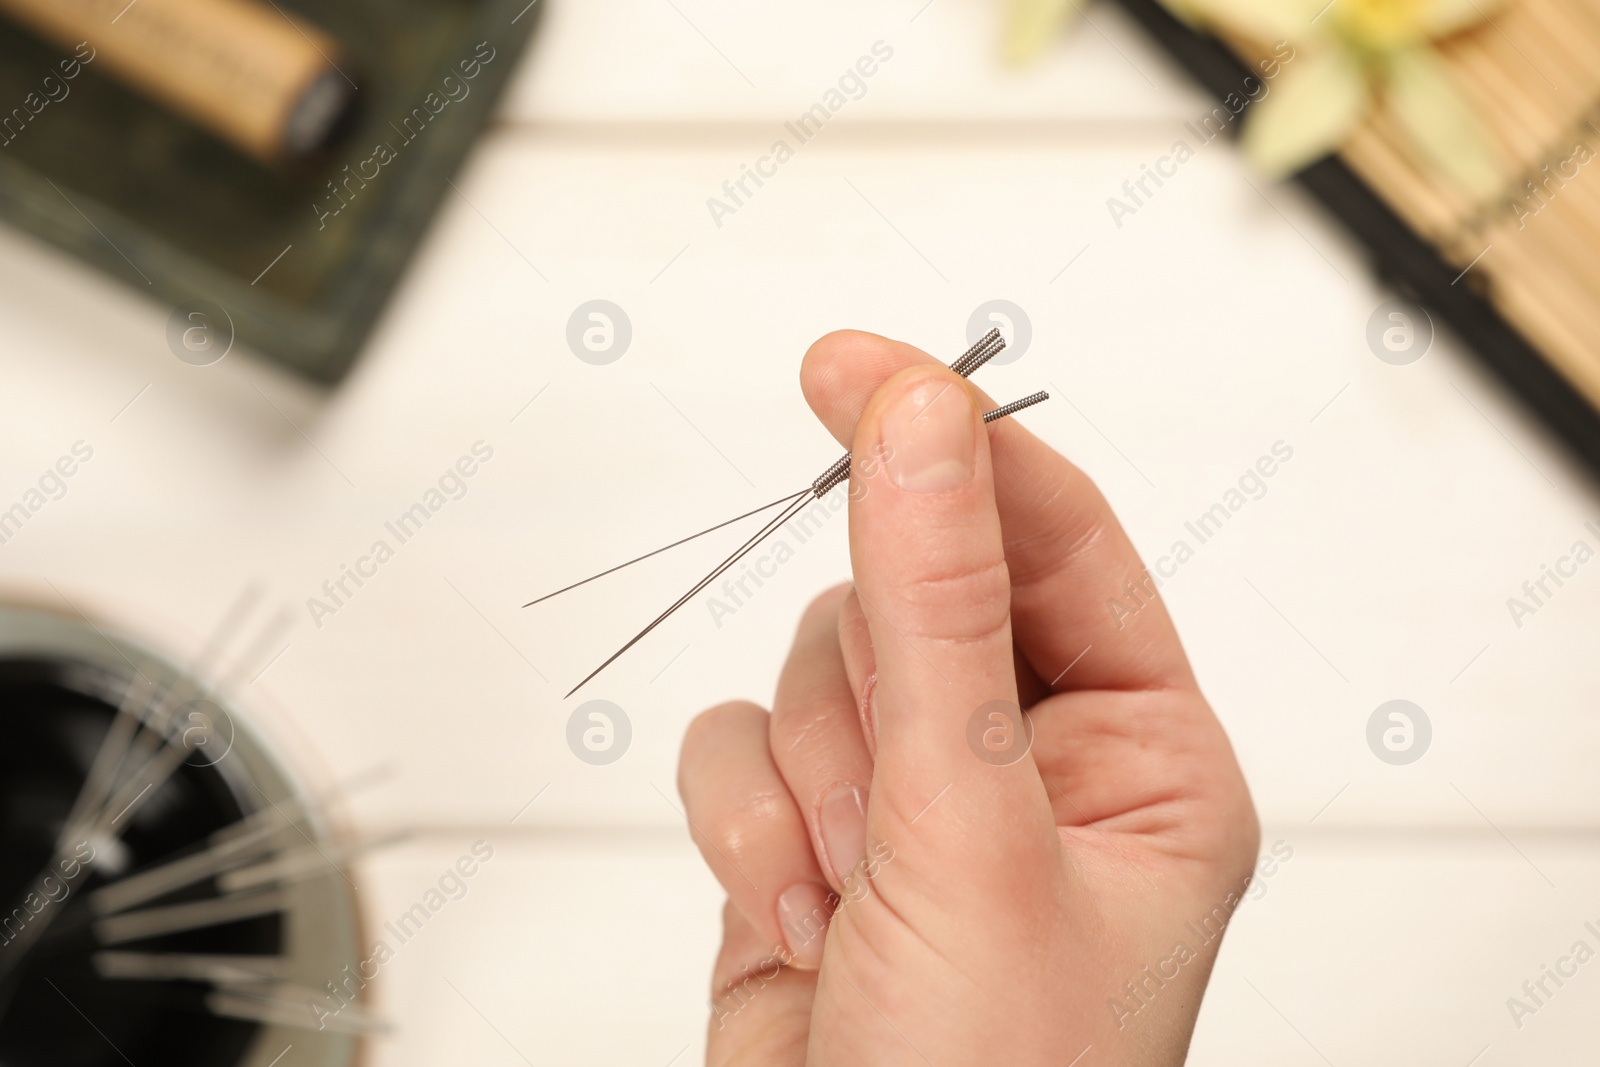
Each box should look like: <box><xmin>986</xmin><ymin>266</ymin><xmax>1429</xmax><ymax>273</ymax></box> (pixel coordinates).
<box><xmin>526</xmin><ymin>329</ymin><xmax>1051</xmax><ymax>697</ymax></box>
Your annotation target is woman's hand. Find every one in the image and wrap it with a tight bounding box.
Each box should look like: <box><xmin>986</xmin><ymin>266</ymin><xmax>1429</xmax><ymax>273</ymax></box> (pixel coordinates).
<box><xmin>677</xmin><ymin>331</ymin><xmax>1259</xmax><ymax>1066</ymax></box>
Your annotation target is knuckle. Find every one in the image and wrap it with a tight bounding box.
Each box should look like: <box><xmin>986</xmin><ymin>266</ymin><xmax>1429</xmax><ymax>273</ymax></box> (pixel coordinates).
<box><xmin>679</xmin><ymin>706</ymin><xmax>725</xmax><ymax>759</ymax></box>
<box><xmin>801</xmin><ymin>582</ymin><xmax>851</xmax><ymax>626</ymax></box>
<box><xmin>684</xmin><ymin>701</ymin><xmax>761</xmax><ymax>743</ymax></box>
<box><xmin>889</xmin><ymin>554</ymin><xmax>1012</xmax><ymax>644</ymax></box>
<box><xmin>702</xmin><ymin>788</ymin><xmax>790</xmax><ymax>864</ymax></box>
<box><xmin>1006</xmin><ymin>477</ymin><xmax>1114</xmax><ymax>590</ymax></box>
<box><xmin>769</xmin><ymin>698</ymin><xmax>836</xmax><ymax>761</ymax></box>
<box><xmin>679</xmin><ymin>702</ymin><xmax>764</xmax><ymax>783</ymax></box>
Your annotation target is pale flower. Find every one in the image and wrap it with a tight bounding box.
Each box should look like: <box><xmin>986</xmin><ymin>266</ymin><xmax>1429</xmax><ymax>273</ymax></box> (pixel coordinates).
<box><xmin>1186</xmin><ymin>0</ymin><xmax>1505</xmax><ymax>196</ymax></box>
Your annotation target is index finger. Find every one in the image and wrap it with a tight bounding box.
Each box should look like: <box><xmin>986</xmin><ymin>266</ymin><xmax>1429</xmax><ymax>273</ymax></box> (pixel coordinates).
<box><xmin>800</xmin><ymin>329</ymin><xmax>1196</xmax><ymax>695</ymax></box>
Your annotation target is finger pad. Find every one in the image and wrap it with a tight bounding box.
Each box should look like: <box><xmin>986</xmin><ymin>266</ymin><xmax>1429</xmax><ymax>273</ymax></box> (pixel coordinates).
<box><xmin>801</xmin><ymin>330</ymin><xmax>938</xmax><ymax>445</ymax></box>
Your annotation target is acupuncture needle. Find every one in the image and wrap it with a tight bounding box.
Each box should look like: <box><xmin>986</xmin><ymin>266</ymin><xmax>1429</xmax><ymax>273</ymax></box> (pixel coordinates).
<box><xmin>558</xmin><ymin>388</ymin><xmax>1052</xmax><ymax>698</ymax></box>
<box><xmin>522</xmin><ymin>489</ymin><xmax>810</xmax><ymax>608</ymax></box>
<box><xmin>526</xmin><ymin>329</ymin><xmax>1048</xmax><ymax>695</ymax></box>
<box><xmin>525</xmin><ymin>328</ymin><xmax>1008</xmax><ymax>609</ymax></box>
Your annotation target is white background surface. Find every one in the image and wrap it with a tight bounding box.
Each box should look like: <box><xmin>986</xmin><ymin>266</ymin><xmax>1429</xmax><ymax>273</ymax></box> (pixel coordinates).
<box><xmin>1</xmin><ymin>0</ymin><xmax>1598</xmax><ymax>1062</ymax></box>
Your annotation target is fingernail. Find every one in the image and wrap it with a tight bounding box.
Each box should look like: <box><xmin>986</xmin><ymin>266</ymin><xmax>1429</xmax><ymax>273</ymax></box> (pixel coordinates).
<box><xmin>777</xmin><ymin>882</ymin><xmax>834</xmax><ymax>969</ymax></box>
<box><xmin>819</xmin><ymin>783</ymin><xmax>868</xmax><ymax>884</ymax></box>
<box><xmin>882</xmin><ymin>376</ymin><xmax>976</xmax><ymax>493</ymax></box>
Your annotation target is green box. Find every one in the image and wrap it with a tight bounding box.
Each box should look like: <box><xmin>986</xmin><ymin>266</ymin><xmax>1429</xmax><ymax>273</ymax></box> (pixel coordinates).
<box><xmin>0</xmin><ymin>0</ymin><xmax>540</xmax><ymax>381</ymax></box>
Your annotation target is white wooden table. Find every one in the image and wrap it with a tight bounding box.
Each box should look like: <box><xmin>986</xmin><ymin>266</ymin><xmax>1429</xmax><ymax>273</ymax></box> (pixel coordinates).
<box><xmin>1</xmin><ymin>0</ymin><xmax>1597</xmax><ymax>1061</ymax></box>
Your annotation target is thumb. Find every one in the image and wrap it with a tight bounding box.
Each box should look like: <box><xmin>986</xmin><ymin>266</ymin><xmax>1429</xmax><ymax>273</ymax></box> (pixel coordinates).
<box><xmin>845</xmin><ymin>366</ymin><xmax>1053</xmax><ymax>858</ymax></box>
